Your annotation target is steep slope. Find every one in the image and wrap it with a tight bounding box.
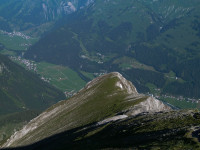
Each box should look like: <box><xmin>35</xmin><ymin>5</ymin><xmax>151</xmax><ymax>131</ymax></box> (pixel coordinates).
<box><xmin>0</xmin><ymin>54</ymin><xmax>65</xmax><ymax>144</ymax></box>
<box><xmin>24</xmin><ymin>0</ymin><xmax>200</xmax><ymax>98</ymax></box>
<box><xmin>1</xmin><ymin>72</ymin><xmax>170</xmax><ymax>148</ymax></box>
<box><xmin>0</xmin><ymin>54</ymin><xmax>65</xmax><ymax>115</ymax></box>
<box><xmin>2</xmin><ymin>110</ymin><xmax>200</xmax><ymax>150</ymax></box>
<box><xmin>0</xmin><ymin>110</ymin><xmax>39</xmax><ymax>146</ymax></box>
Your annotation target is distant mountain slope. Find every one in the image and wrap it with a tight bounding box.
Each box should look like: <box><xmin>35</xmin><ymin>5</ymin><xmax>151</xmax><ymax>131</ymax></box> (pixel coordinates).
<box><xmin>0</xmin><ymin>54</ymin><xmax>65</xmax><ymax>115</ymax></box>
<box><xmin>25</xmin><ymin>0</ymin><xmax>200</xmax><ymax>98</ymax></box>
<box><xmin>0</xmin><ymin>0</ymin><xmax>93</xmax><ymax>35</ymax></box>
<box><xmin>1</xmin><ymin>73</ymin><xmax>200</xmax><ymax>150</ymax></box>
<box><xmin>1</xmin><ymin>72</ymin><xmax>170</xmax><ymax>147</ymax></box>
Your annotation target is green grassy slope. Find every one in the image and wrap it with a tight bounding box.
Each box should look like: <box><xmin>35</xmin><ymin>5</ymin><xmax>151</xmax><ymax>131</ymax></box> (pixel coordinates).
<box><xmin>0</xmin><ymin>54</ymin><xmax>65</xmax><ymax>115</ymax></box>
<box><xmin>1</xmin><ymin>72</ymin><xmax>155</xmax><ymax>147</ymax></box>
<box><xmin>0</xmin><ymin>54</ymin><xmax>65</xmax><ymax>144</ymax></box>
<box><xmin>0</xmin><ymin>72</ymin><xmax>199</xmax><ymax>149</ymax></box>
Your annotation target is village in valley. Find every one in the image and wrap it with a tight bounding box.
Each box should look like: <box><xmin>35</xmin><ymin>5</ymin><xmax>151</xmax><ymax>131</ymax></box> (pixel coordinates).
<box><xmin>9</xmin><ymin>56</ymin><xmax>105</xmax><ymax>98</ymax></box>
<box><xmin>9</xmin><ymin>56</ymin><xmax>200</xmax><ymax>108</ymax></box>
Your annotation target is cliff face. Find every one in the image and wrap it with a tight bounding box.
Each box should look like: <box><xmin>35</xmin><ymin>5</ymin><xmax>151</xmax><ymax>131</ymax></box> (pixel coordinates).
<box><xmin>1</xmin><ymin>72</ymin><xmax>171</xmax><ymax>148</ymax></box>
<box><xmin>125</xmin><ymin>96</ymin><xmax>170</xmax><ymax>116</ymax></box>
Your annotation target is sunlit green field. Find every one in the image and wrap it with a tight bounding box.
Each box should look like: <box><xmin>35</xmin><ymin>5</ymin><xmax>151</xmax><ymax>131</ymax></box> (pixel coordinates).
<box><xmin>0</xmin><ymin>32</ymin><xmax>38</xmax><ymax>51</ymax></box>
<box><xmin>37</xmin><ymin>62</ymin><xmax>89</xmax><ymax>92</ymax></box>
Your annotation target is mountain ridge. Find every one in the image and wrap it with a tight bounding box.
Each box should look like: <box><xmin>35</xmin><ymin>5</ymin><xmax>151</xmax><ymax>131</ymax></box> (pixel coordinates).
<box><xmin>1</xmin><ymin>73</ymin><xmax>200</xmax><ymax>149</ymax></box>
<box><xmin>1</xmin><ymin>72</ymin><xmax>171</xmax><ymax>148</ymax></box>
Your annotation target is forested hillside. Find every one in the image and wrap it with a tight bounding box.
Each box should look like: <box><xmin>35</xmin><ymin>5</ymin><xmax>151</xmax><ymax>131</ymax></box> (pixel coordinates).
<box><xmin>25</xmin><ymin>0</ymin><xmax>200</xmax><ymax>98</ymax></box>
<box><xmin>0</xmin><ymin>54</ymin><xmax>65</xmax><ymax>115</ymax></box>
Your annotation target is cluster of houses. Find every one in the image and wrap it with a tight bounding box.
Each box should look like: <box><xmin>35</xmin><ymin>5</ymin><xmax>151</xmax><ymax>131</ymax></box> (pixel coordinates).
<box><xmin>0</xmin><ymin>30</ymin><xmax>31</xmax><ymax>39</ymax></box>
<box><xmin>10</xmin><ymin>56</ymin><xmax>37</xmax><ymax>72</ymax></box>
<box><xmin>64</xmin><ymin>90</ymin><xmax>76</xmax><ymax>98</ymax></box>
<box><xmin>10</xmin><ymin>57</ymin><xmax>53</xmax><ymax>84</ymax></box>
<box><xmin>80</xmin><ymin>52</ymin><xmax>105</xmax><ymax>64</ymax></box>
<box><xmin>153</xmin><ymin>93</ymin><xmax>200</xmax><ymax>104</ymax></box>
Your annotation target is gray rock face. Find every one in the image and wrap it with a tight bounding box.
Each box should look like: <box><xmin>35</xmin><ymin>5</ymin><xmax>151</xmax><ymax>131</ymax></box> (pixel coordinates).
<box><xmin>125</xmin><ymin>96</ymin><xmax>171</xmax><ymax>116</ymax></box>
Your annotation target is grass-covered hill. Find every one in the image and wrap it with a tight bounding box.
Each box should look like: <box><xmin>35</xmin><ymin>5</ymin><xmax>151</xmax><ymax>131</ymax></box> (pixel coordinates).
<box><xmin>0</xmin><ymin>54</ymin><xmax>65</xmax><ymax>115</ymax></box>
<box><xmin>1</xmin><ymin>72</ymin><xmax>170</xmax><ymax>147</ymax></box>
<box><xmin>1</xmin><ymin>73</ymin><xmax>200</xmax><ymax>150</ymax></box>
<box><xmin>24</xmin><ymin>0</ymin><xmax>200</xmax><ymax>98</ymax></box>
